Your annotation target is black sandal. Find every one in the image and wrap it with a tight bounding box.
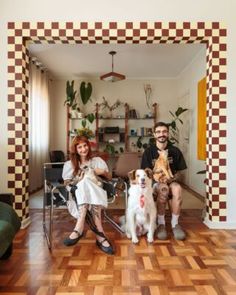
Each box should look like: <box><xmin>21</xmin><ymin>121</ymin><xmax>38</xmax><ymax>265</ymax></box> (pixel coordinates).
<box><xmin>63</xmin><ymin>229</ymin><xmax>83</xmax><ymax>246</ymax></box>
<box><xmin>85</xmin><ymin>211</ymin><xmax>115</xmax><ymax>255</ymax></box>
<box><xmin>96</xmin><ymin>237</ymin><xmax>114</xmax><ymax>255</ymax></box>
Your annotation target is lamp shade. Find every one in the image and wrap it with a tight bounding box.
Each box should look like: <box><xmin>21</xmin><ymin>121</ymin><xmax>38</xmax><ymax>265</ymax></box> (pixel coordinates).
<box><xmin>100</xmin><ymin>51</ymin><xmax>126</xmax><ymax>82</ymax></box>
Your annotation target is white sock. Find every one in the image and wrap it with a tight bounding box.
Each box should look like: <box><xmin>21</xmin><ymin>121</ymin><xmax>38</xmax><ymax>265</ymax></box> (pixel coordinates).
<box><xmin>158</xmin><ymin>214</ymin><xmax>165</xmax><ymax>225</ymax></box>
<box><xmin>171</xmin><ymin>214</ymin><xmax>179</xmax><ymax>228</ymax></box>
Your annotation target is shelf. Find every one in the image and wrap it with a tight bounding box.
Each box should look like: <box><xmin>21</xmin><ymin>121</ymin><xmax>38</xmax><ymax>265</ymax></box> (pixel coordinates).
<box><xmin>98</xmin><ymin>117</ymin><xmax>125</xmax><ymax>120</ymax></box>
<box><xmin>98</xmin><ymin>117</ymin><xmax>154</xmax><ymax>120</ymax></box>
<box><xmin>70</xmin><ymin>117</ymin><xmax>83</xmax><ymax>120</ymax></box>
<box><xmin>98</xmin><ymin>132</ymin><xmax>125</xmax><ymax>135</ymax></box>
<box><xmin>128</xmin><ymin>135</ymin><xmax>153</xmax><ymax>138</ymax></box>
<box><xmin>128</xmin><ymin>117</ymin><xmax>154</xmax><ymax>120</ymax></box>
<box><xmin>99</xmin><ymin>141</ymin><xmax>125</xmax><ymax>144</ymax></box>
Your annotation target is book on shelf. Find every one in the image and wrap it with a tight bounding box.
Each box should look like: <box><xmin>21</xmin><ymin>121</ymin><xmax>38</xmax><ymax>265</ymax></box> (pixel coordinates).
<box><xmin>135</xmin><ymin>127</ymin><xmax>153</xmax><ymax>137</ymax></box>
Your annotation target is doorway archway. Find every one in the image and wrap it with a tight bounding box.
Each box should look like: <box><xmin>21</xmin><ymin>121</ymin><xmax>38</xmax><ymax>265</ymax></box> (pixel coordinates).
<box><xmin>7</xmin><ymin>21</ymin><xmax>227</xmax><ymax>227</ymax></box>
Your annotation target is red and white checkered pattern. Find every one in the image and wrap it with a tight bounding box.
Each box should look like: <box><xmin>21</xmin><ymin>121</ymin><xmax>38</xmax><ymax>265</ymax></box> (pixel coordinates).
<box><xmin>7</xmin><ymin>22</ymin><xmax>227</xmax><ymax>223</ymax></box>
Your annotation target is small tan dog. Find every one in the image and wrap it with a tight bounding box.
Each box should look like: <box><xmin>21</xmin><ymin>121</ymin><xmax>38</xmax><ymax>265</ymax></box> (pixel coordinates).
<box><xmin>153</xmin><ymin>149</ymin><xmax>173</xmax><ymax>183</ymax></box>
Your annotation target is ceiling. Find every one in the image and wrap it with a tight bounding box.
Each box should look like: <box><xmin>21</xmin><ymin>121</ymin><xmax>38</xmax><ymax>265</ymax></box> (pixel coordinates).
<box><xmin>28</xmin><ymin>43</ymin><xmax>205</xmax><ymax>80</ymax></box>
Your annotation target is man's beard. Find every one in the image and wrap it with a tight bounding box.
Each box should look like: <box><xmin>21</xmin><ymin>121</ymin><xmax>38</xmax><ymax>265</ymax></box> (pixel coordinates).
<box><xmin>156</xmin><ymin>136</ymin><xmax>168</xmax><ymax>143</ymax></box>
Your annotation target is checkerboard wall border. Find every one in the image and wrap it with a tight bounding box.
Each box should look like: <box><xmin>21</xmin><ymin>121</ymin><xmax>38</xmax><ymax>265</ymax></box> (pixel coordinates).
<box><xmin>7</xmin><ymin>22</ymin><xmax>227</xmax><ymax>223</ymax></box>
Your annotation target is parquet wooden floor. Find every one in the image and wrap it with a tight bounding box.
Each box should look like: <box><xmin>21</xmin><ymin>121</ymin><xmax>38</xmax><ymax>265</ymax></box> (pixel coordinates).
<box><xmin>1</xmin><ymin>209</ymin><xmax>236</xmax><ymax>295</ymax></box>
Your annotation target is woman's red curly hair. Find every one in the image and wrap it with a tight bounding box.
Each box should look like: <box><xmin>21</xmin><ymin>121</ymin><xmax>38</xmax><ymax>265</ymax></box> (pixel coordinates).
<box><xmin>70</xmin><ymin>135</ymin><xmax>92</xmax><ymax>176</ymax></box>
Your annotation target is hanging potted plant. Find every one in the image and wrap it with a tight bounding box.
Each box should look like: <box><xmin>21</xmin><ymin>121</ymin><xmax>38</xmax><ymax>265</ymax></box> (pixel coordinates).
<box><xmin>64</xmin><ymin>80</ymin><xmax>81</xmax><ymax>118</ymax></box>
<box><xmin>78</xmin><ymin>81</ymin><xmax>95</xmax><ymax>136</ymax></box>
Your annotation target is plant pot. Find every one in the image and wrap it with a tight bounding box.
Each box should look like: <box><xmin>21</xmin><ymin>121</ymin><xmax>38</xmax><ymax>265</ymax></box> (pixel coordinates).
<box><xmin>70</xmin><ymin>110</ymin><xmax>78</xmax><ymax>119</ymax></box>
<box><xmin>77</xmin><ymin>112</ymin><xmax>84</xmax><ymax>119</ymax></box>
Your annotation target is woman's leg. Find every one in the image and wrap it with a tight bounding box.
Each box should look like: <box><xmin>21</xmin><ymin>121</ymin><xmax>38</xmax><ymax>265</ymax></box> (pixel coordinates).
<box><xmin>69</xmin><ymin>204</ymin><xmax>88</xmax><ymax>239</ymax></box>
<box><xmin>90</xmin><ymin>205</ymin><xmax>110</xmax><ymax>247</ymax></box>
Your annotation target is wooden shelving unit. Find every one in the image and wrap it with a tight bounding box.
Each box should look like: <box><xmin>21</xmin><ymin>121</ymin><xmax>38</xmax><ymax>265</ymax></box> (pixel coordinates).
<box><xmin>66</xmin><ymin>103</ymin><xmax>157</xmax><ymax>155</ymax></box>
<box><xmin>94</xmin><ymin>103</ymin><xmax>157</xmax><ymax>152</ymax></box>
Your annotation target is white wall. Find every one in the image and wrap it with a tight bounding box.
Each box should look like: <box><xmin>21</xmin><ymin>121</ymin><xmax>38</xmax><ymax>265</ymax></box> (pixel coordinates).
<box><xmin>176</xmin><ymin>48</ymin><xmax>207</xmax><ymax>196</ymax></box>
<box><xmin>1</xmin><ymin>0</ymin><xmax>236</xmax><ymax>226</ymax></box>
<box><xmin>50</xmin><ymin>78</ymin><xmax>178</xmax><ymax>153</ymax></box>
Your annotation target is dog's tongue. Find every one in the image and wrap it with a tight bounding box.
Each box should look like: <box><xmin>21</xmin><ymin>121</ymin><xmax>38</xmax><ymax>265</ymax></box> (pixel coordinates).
<box><xmin>140</xmin><ymin>195</ymin><xmax>145</xmax><ymax>208</ymax></box>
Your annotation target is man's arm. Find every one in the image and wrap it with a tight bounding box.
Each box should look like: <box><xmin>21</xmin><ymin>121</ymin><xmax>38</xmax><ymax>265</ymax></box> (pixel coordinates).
<box><xmin>141</xmin><ymin>149</ymin><xmax>153</xmax><ymax>169</ymax></box>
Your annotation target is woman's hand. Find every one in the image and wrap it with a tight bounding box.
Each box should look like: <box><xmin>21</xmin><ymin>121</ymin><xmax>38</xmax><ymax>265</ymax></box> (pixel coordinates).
<box><xmin>94</xmin><ymin>168</ymin><xmax>112</xmax><ymax>180</ymax></box>
<box><xmin>64</xmin><ymin>179</ymin><xmax>72</xmax><ymax>186</ymax></box>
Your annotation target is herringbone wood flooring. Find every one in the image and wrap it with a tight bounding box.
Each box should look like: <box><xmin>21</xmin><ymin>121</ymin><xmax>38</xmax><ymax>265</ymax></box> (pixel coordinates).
<box><xmin>1</xmin><ymin>209</ymin><xmax>236</xmax><ymax>295</ymax></box>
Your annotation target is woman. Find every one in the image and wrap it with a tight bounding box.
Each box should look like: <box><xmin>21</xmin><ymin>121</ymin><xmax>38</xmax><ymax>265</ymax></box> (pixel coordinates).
<box><xmin>62</xmin><ymin>135</ymin><xmax>114</xmax><ymax>255</ymax></box>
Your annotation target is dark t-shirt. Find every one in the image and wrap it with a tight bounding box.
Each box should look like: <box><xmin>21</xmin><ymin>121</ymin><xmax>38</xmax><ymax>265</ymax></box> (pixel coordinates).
<box><xmin>141</xmin><ymin>143</ymin><xmax>187</xmax><ymax>175</ymax></box>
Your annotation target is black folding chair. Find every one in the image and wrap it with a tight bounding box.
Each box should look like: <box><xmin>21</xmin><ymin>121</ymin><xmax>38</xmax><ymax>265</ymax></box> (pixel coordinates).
<box><xmin>49</xmin><ymin>150</ymin><xmax>65</xmax><ymax>168</ymax></box>
<box><xmin>43</xmin><ymin>162</ymin><xmax>68</xmax><ymax>250</ymax></box>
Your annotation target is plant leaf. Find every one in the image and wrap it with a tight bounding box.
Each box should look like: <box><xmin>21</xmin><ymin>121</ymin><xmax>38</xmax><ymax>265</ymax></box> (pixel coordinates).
<box><xmin>81</xmin><ymin>119</ymin><xmax>87</xmax><ymax>128</ymax></box>
<box><xmin>176</xmin><ymin>107</ymin><xmax>188</xmax><ymax>116</ymax></box>
<box><xmin>86</xmin><ymin>113</ymin><xmax>95</xmax><ymax>124</ymax></box>
<box><xmin>175</xmin><ymin>107</ymin><xmax>182</xmax><ymax>116</ymax></box>
<box><xmin>170</xmin><ymin>121</ymin><xmax>176</xmax><ymax>130</ymax></box>
<box><xmin>80</xmin><ymin>81</ymin><xmax>93</xmax><ymax>105</ymax></box>
<box><xmin>169</xmin><ymin>111</ymin><xmax>175</xmax><ymax>117</ymax></box>
<box><xmin>197</xmin><ymin>170</ymin><xmax>206</xmax><ymax>174</ymax></box>
<box><xmin>65</xmin><ymin>80</ymin><xmax>77</xmax><ymax>107</ymax></box>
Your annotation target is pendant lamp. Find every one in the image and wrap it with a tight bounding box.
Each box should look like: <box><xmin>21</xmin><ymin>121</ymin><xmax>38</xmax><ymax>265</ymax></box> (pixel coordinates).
<box><xmin>100</xmin><ymin>51</ymin><xmax>126</xmax><ymax>82</ymax></box>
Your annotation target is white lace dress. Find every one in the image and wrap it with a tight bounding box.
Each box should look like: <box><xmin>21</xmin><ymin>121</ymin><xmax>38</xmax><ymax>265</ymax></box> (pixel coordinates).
<box><xmin>62</xmin><ymin>157</ymin><xmax>108</xmax><ymax>208</ymax></box>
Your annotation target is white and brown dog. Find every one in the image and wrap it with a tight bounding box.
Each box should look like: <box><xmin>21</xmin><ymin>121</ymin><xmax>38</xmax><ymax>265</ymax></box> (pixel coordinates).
<box><xmin>123</xmin><ymin>168</ymin><xmax>157</xmax><ymax>244</ymax></box>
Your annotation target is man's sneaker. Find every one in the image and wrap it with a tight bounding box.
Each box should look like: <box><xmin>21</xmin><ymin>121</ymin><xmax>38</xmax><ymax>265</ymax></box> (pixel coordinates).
<box><xmin>172</xmin><ymin>224</ymin><xmax>186</xmax><ymax>240</ymax></box>
<box><xmin>156</xmin><ymin>224</ymin><xmax>167</xmax><ymax>240</ymax></box>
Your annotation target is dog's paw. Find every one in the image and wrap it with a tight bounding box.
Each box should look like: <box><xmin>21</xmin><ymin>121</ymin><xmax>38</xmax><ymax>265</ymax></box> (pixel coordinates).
<box><xmin>147</xmin><ymin>234</ymin><xmax>154</xmax><ymax>243</ymax></box>
<box><xmin>132</xmin><ymin>236</ymin><xmax>139</xmax><ymax>244</ymax></box>
<box><xmin>126</xmin><ymin>232</ymin><xmax>131</xmax><ymax>239</ymax></box>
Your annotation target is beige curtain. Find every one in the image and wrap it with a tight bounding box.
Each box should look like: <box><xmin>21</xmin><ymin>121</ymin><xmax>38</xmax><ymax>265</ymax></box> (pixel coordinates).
<box><xmin>29</xmin><ymin>62</ymin><xmax>50</xmax><ymax>193</ymax></box>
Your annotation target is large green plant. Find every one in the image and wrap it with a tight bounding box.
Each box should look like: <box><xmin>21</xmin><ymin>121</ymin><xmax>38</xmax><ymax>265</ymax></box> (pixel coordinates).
<box><xmin>64</xmin><ymin>80</ymin><xmax>95</xmax><ymax>140</ymax></box>
<box><xmin>167</xmin><ymin>106</ymin><xmax>188</xmax><ymax>144</ymax></box>
<box><xmin>64</xmin><ymin>80</ymin><xmax>78</xmax><ymax>110</ymax></box>
<box><xmin>79</xmin><ymin>81</ymin><xmax>94</xmax><ymax>127</ymax></box>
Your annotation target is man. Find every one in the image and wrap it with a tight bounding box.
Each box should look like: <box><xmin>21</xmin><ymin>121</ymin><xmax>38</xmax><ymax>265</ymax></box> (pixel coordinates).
<box><xmin>141</xmin><ymin>121</ymin><xmax>187</xmax><ymax>240</ymax></box>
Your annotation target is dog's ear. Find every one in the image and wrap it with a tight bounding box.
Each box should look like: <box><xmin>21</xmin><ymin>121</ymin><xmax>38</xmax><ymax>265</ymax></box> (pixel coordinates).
<box><xmin>128</xmin><ymin>170</ymin><xmax>136</xmax><ymax>181</ymax></box>
<box><xmin>145</xmin><ymin>168</ymin><xmax>153</xmax><ymax>179</ymax></box>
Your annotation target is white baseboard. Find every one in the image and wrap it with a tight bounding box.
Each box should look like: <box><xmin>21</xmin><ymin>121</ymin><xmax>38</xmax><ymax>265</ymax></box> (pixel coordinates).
<box><xmin>20</xmin><ymin>216</ymin><xmax>31</xmax><ymax>229</ymax></box>
<box><xmin>204</xmin><ymin>218</ymin><xmax>236</xmax><ymax>229</ymax></box>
